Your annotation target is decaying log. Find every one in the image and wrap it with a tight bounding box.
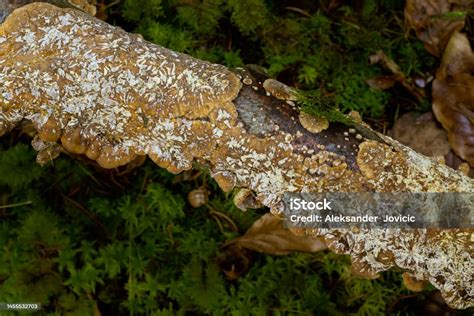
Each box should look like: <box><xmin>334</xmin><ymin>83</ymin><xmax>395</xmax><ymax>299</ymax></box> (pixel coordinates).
<box><xmin>0</xmin><ymin>3</ymin><xmax>472</xmax><ymax>309</ymax></box>
<box><xmin>0</xmin><ymin>0</ymin><xmax>96</xmax><ymax>22</ymax></box>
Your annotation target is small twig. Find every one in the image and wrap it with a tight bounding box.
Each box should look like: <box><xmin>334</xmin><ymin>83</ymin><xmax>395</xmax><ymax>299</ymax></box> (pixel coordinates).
<box><xmin>61</xmin><ymin>194</ymin><xmax>106</xmax><ymax>231</ymax></box>
<box><xmin>369</xmin><ymin>50</ymin><xmax>426</xmax><ymax>102</ymax></box>
<box><xmin>108</xmin><ymin>172</ymin><xmax>125</xmax><ymax>190</ymax></box>
<box><xmin>138</xmin><ymin>171</ymin><xmax>148</xmax><ymax>196</ymax></box>
<box><xmin>341</xmin><ymin>19</ymin><xmax>361</xmax><ymax>30</ymax></box>
<box><xmin>104</xmin><ymin>0</ymin><xmax>120</xmax><ymax>10</ymax></box>
<box><xmin>0</xmin><ymin>201</ymin><xmax>32</xmax><ymax>209</ymax></box>
<box><xmin>206</xmin><ymin>205</ymin><xmax>239</xmax><ymax>232</ymax></box>
<box><xmin>284</xmin><ymin>6</ymin><xmax>312</xmax><ymax>18</ymax></box>
<box><xmin>78</xmin><ymin>164</ymin><xmax>102</xmax><ymax>187</ymax></box>
<box><xmin>210</xmin><ymin>213</ymin><xmax>225</xmax><ymax>234</ymax></box>
<box><xmin>166</xmin><ymin>224</ymin><xmax>175</xmax><ymax>246</ymax></box>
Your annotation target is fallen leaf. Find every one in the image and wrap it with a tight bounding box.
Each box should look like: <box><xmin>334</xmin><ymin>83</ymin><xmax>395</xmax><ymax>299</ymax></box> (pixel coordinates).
<box><xmin>388</xmin><ymin>112</ymin><xmax>451</xmax><ymax>157</ymax></box>
<box><xmin>389</xmin><ymin>111</ymin><xmax>473</xmax><ymax>175</ymax></box>
<box><xmin>368</xmin><ymin>51</ymin><xmax>425</xmax><ymax>101</ymax></box>
<box><xmin>432</xmin><ymin>32</ymin><xmax>474</xmax><ymax>166</ymax></box>
<box><xmin>404</xmin><ymin>0</ymin><xmax>473</xmax><ymax>57</ymax></box>
<box><xmin>217</xmin><ymin>245</ymin><xmax>253</xmax><ymax>280</ymax></box>
<box><xmin>227</xmin><ymin>213</ymin><xmax>327</xmax><ymax>255</ymax></box>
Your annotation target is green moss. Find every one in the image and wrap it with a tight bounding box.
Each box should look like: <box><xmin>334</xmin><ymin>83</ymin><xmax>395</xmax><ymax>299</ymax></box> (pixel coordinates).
<box><xmin>297</xmin><ymin>89</ymin><xmax>354</xmax><ymax>125</ymax></box>
<box><xmin>117</xmin><ymin>0</ymin><xmax>435</xmax><ymax>119</ymax></box>
<box><xmin>0</xmin><ymin>137</ymin><xmax>438</xmax><ymax>315</ymax></box>
<box><xmin>227</xmin><ymin>0</ymin><xmax>270</xmax><ymax>35</ymax></box>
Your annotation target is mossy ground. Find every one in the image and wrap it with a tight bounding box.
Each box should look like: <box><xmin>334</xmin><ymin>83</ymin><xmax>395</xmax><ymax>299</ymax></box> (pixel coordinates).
<box><xmin>0</xmin><ymin>0</ymin><xmax>472</xmax><ymax>315</ymax></box>
<box><xmin>0</xmin><ymin>135</ymin><xmax>435</xmax><ymax>315</ymax></box>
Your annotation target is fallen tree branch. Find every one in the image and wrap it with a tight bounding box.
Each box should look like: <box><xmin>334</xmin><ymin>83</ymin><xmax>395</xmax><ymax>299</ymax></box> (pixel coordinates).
<box><xmin>0</xmin><ymin>3</ymin><xmax>472</xmax><ymax>308</ymax></box>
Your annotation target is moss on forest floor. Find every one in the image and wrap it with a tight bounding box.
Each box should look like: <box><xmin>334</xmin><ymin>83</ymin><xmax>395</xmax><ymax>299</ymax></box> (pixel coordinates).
<box><xmin>0</xmin><ymin>134</ymin><xmax>438</xmax><ymax>315</ymax></box>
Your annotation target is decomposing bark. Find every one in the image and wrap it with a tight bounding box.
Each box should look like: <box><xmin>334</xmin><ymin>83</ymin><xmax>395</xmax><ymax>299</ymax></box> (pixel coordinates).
<box><xmin>0</xmin><ymin>3</ymin><xmax>472</xmax><ymax>308</ymax></box>
<box><xmin>0</xmin><ymin>0</ymin><xmax>96</xmax><ymax>22</ymax></box>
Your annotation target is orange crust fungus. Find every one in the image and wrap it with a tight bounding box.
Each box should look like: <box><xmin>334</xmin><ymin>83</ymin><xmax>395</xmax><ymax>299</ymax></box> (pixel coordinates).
<box><xmin>298</xmin><ymin>112</ymin><xmax>329</xmax><ymax>134</ymax></box>
<box><xmin>233</xmin><ymin>188</ymin><xmax>263</xmax><ymax>211</ymax></box>
<box><xmin>0</xmin><ymin>2</ymin><xmax>241</xmax><ymax>171</ymax></box>
<box><xmin>0</xmin><ymin>3</ymin><xmax>473</xmax><ymax>309</ymax></box>
<box><xmin>262</xmin><ymin>79</ymin><xmax>297</xmax><ymax>101</ymax></box>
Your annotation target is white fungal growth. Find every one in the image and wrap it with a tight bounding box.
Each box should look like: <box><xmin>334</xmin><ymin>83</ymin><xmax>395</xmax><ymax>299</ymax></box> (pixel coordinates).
<box><xmin>0</xmin><ymin>3</ymin><xmax>241</xmax><ymax>169</ymax></box>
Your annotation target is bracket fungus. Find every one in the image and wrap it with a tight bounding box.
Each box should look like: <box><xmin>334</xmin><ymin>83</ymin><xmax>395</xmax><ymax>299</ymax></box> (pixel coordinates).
<box><xmin>0</xmin><ymin>3</ymin><xmax>473</xmax><ymax>309</ymax></box>
<box><xmin>298</xmin><ymin>112</ymin><xmax>329</xmax><ymax>134</ymax></box>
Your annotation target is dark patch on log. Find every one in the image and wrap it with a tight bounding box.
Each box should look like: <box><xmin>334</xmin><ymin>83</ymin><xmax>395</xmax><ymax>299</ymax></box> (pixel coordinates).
<box><xmin>233</xmin><ymin>84</ymin><xmax>363</xmax><ymax>170</ymax></box>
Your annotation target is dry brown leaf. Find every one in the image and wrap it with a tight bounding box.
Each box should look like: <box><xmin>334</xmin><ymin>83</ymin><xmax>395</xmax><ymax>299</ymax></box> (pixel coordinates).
<box><xmin>368</xmin><ymin>51</ymin><xmax>425</xmax><ymax>101</ymax></box>
<box><xmin>388</xmin><ymin>112</ymin><xmax>451</xmax><ymax>157</ymax></box>
<box><xmin>228</xmin><ymin>213</ymin><xmax>327</xmax><ymax>255</ymax></box>
<box><xmin>432</xmin><ymin>32</ymin><xmax>474</xmax><ymax>166</ymax></box>
<box><xmin>389</xmin><ymin>112</ymin><xmax>474</xmax><ymax>175</ymax></box>
<box><xmin>404</xmin><ymin>0</ymin><xmax>473</xmax><ymax>57</ymax></box>
<box><xmin>217</xmin><ymin>245</ymin><xmax>253</xmax><ymax>280</ymax></box>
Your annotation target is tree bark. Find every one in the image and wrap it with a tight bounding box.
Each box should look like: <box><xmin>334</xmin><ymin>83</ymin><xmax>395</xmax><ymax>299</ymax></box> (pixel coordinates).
<box><xmin>0</xmin><ymin>3</ymin><xmax>472</xmax><ymax>309</ymax></box>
